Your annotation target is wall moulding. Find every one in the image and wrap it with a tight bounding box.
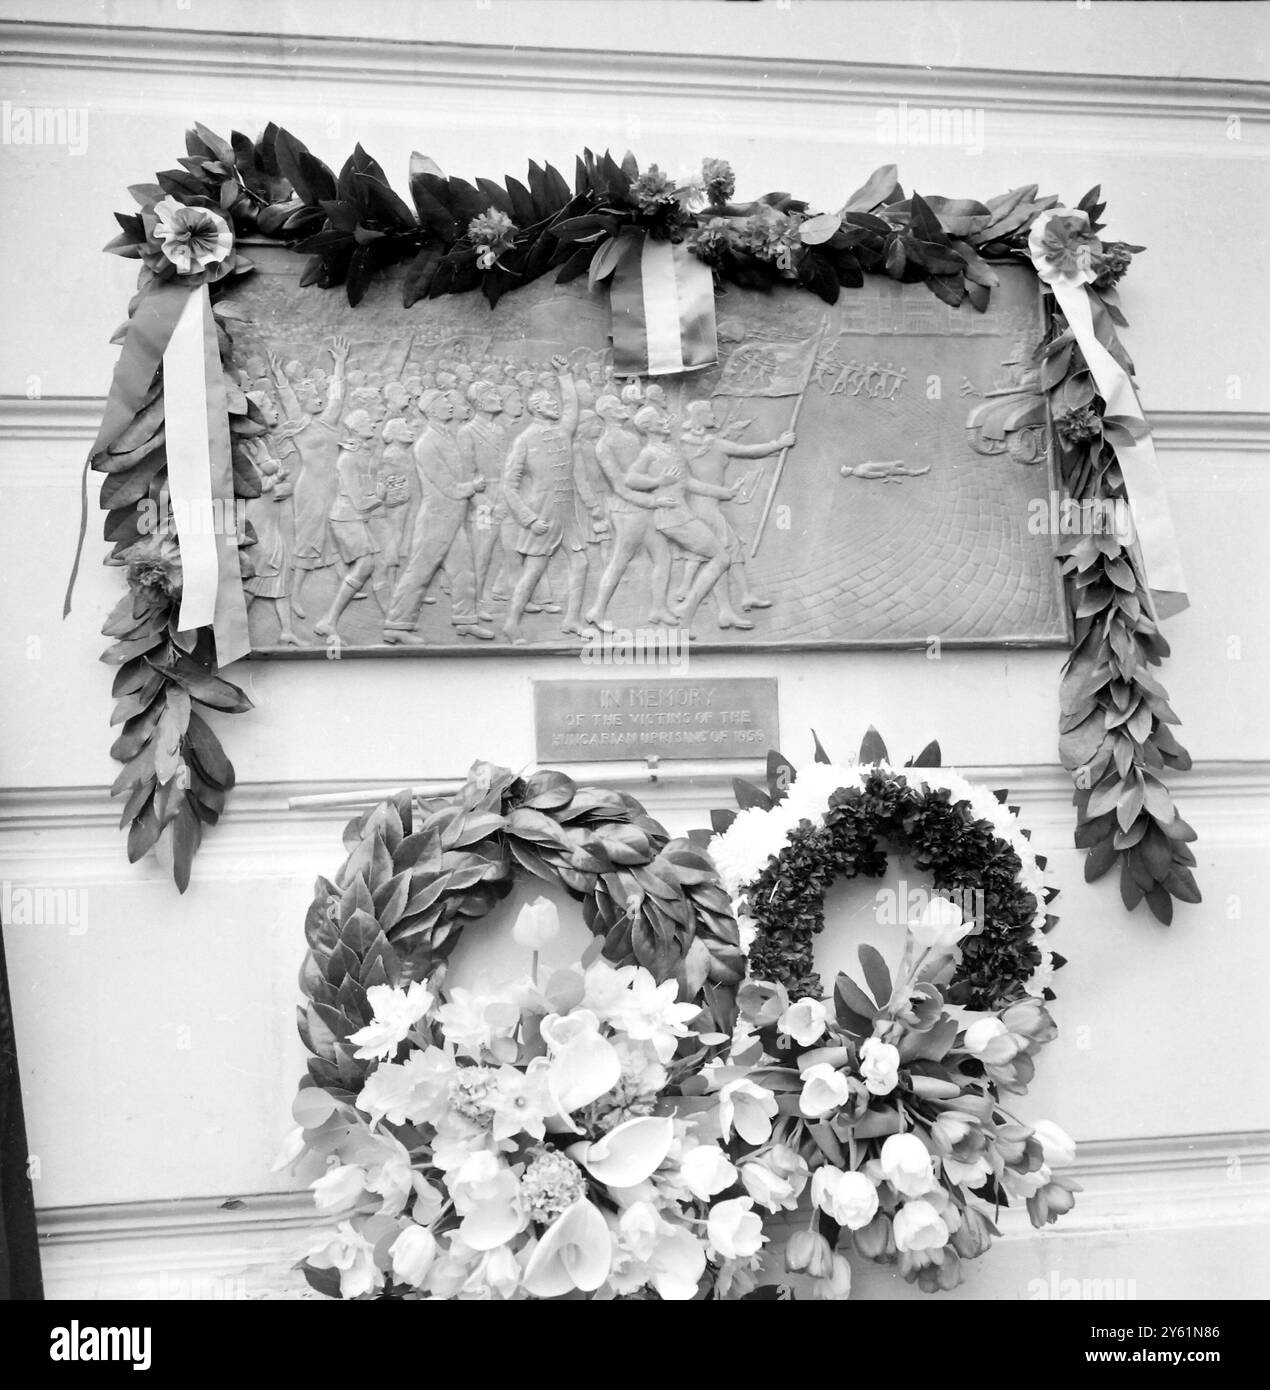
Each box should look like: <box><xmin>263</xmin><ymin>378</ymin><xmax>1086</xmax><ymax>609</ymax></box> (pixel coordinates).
<box><xmin>0</xmin><ymin>761</ymin><xmax>1267</xmax><ymax>887</ymax></box>
<box><xmin>33</xmin><ymin>1127</ymin><xmax>1270</xmax><ymax>1300</ymax></box>
<box><xmin>1</xmin><ymin>21</ymin><xmax>1267</xmax><ymax>126</ymax></box>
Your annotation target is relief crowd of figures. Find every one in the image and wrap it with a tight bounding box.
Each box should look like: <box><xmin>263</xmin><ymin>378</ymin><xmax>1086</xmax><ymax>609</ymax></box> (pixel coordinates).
<box><xmin>232</xmin><ymin>341</ymin><xmax>796</xmax><ymax>647</ymax></box>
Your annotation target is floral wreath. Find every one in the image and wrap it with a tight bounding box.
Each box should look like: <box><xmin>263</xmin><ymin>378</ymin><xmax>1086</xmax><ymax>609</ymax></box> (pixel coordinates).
<box><xmin>280</xmin><ymin>762</ymin><xmax>787</xmax><ymax>1301</ymax></box>
<box><xmin>699</xmin><ymin>731</ymin><xmax>1076</xmax><ymax>1298</ymax></box>
<box><xmin>706</xmin><ymin>731</ymin><xmax>1061</xmax><ymax>1011</ymax></box>
<box><xmin>83</xmin><ymin>124</ymin><xmax>1197</xmax><ymax>933</ymax></box>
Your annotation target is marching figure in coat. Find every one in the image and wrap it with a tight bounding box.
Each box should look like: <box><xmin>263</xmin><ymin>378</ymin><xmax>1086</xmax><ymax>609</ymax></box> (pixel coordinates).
<box><xmin>501</xmin><ymin>356</ymin><xmax>606</xmax><ymax>644</ymax></box>
<box><xmin>381</xmin><ymin>389</ymin><xmax>493</xmax><ymax>645</ymax></box>
<box><xmin>457</xmin><ymin>379</ymin><xmax>508</xmax><ymax>620</ymax></box>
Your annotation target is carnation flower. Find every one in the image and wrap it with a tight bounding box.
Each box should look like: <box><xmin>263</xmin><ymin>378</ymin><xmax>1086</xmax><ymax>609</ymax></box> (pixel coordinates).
<box><xmin>1056</xmin><ymin>404</ymin><xmax>1103</xmax><ymax>448</ymax></box>
<box><xmin>521</xmin><ymin>1149</ymin><xmax>588</xmax><ymax>1224</ymax></box>
<box><xmin>687</xmin><ymin>217</ymin><xmax>733</xmax><ymax>267</ymax></box>
<box><xmin>123</xmin><ymin>532</ymin><xmax>183</xmax><ymax>601</ymax></box>
<box><xmin>466</xmin><ymin>206</ymin><xmax>518</xmax><ymax>270</ymax></box>
<box><xmin>701</xmin><ymin>157</ymin><xmax>735</xmax><ymax>205</ymax></box>
<box><xmin>631</xmin><ymin>164</ymin><xmax>676</xmax><ymax>212</ymax></box>
<box><xmin>739</xmin><ymin>207</ymin><xmax>802</xmax><ymax>271</ymax></box>
<box><xmin>1092</xmin><ymin>240</ymin><xmax>1137</xmax><ymax>289</ymax></box>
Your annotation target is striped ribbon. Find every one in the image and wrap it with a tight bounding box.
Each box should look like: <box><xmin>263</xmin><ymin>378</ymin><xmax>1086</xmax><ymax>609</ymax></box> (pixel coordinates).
<box><xmin>1028</xmin><ymin>210</ymin><xmax>1188</xmax><ymax>620</ymax></box>
<box><xmin>609</xmin><ymin>231</ymin><xmax>718</xmax><ymax>377</ymax></box>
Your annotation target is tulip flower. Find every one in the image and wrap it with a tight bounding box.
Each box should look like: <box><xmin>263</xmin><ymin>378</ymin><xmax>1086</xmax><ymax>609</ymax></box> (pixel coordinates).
<box><xmin>799</xmin><ymin>1062</ymin><xmax>852</xmax><ymax>1118</ymax></box>
<box><xmin>951</xmin><ymin>1204</ymin><xmax>997</xmax><ymax>1260</ymax></box>
<box><xmin>858</xmin><ymin>1037</ymin><xmax>901</xmax><ymax>1096</ymax></box>
<box><xmin>909</xmin><ymin>896</ymin><xmax>972</xmax><ymax>952</ymax></box>
<box><xmin>707</xmin><ymin>1197</ymin><xmax>767</xmax><ymax>1260</ymax></box>
<box><xmin>785</xmin><ymin>1229</ymin><xmax>835</xmax><ymax>1279</ymax></box>
<box><xmin>310</xmin><ymin>1161</ymin><xmax>368</xmax><ymax>1214</ymax></box>
<box><xmin>811</xmin><ymin>1166</ymin><xmax>880</xmax><ymax>1230</ymax></box>
<box><xmin>892</xmin><ymin>1198</ymin><xmax>951</xmax><ymax>1253</ymax></box>
<box><xmin>513</xmin><ymin>897</ymin><xmax>561</xmax><ymax>951</ymax></box>
<box><xmin>962</xmin><ymin>1016</ymin><xmax>1022</xmax><ymax>1065</ymax></box>
<box><xmin>777</xmin><ymin>997</ymin><xmax>828</xmax><ymax>1047</ymax></box>
<box><xmin>305</xmin><ymin>1220</ymin><xmax>383</xmax><ymax>1300</ymax></box>
<box><xmin>1031</xmin><ymin>1119</ymin><xmax>1077</xmax><ymax>1167</ymax></box>
<box><xmin>389</xmin><ymin>1223</ymin><xmax>440</xmax><ymax>1287</ymax></box>
<box><xmin>449</xmin><ymin>1151</ymin><xmax>527</xmax><ymax>1251</ymax></box>
<box><xmin>718</xmin><ymin>1078</ymin><xmax>779</xmax><ymax>1144</ymax></box>
<box><xmin>852</xmin><ymin>1211</ymin><xmax>897</xmax><ymax>1261</ymax></box>
<box><xmin>808</xmin><ymin>1251</ymin><xmax>853</xmax><ymax>1300</ymax></box>
<box><xmin>678</xmin><ymin>1143</ymin><xmax>738</xmax><ymax>1201</ymax></box>
<box><xmin>879</xmin><ymin>1132</ymin><xmax>938</xmax><ymax>1198</ymax></box>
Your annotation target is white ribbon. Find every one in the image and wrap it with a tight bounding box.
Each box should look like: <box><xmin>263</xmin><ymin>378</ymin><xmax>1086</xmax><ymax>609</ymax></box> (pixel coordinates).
<box><xmin>1029</xmin><ymin>209</ymin><xmax>1188</xmax><ymax>618</ymax></box>
<box><xmin>163</xmin><ymin>287</ymin><xmax>221</xmax><ymax>633</ymax></box>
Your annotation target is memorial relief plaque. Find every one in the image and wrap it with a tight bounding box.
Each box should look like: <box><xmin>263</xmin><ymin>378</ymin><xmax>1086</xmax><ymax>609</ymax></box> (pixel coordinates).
<box><xmin>534</xmin><ymin>677</ymin><xmax>779</xmax><ymax>763</ymax></box>
<box><xmin>221</xmin><ymin>248</ymin><xmax>1067</xmax><ymax>656</ymax></box>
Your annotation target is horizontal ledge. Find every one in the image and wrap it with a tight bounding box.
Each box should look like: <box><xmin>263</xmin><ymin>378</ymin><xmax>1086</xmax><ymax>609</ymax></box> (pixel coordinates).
<box><xmin>35</xmin><ymin>1127</ymin><xmax>1270</xmax><ymax>1245</ymax></box>
<box><xmin>1</xmin><ymin>761</ymin><xmax>1266</xmax><ymax>835</ymax></box>
<box><xmin>1</xmin><ymin>23</ymin><xmax>1267</xmax><ymax>119</ymax></box>
<box><xmin>2</xmin><ymin>397</ymin><xmax>1268</xmax><ymax>453</ymax></box>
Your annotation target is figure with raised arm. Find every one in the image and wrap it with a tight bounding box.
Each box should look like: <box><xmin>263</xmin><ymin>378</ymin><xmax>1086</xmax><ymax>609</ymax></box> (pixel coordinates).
<box><xmin>675</xmin><ymin>399</ymin><xmax>795</xmax><ymax>624</ymax></box>
<box><xmin>501</xmin><ymin>355</ymin><xmax>605</xmax><ymax>643</ymax></box>
<box><xmin>272</xmin><ymin>336</ymin><xmax>351</xmax><ymax>620</ymax></box>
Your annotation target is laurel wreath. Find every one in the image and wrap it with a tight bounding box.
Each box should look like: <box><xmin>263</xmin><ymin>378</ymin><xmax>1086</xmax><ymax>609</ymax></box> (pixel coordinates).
<box><xmin>297</xmin><ymin>761</ymin><xmax>745</xmax><ymax>1093</ymax></box>
<box><xmin>87</xmin><ymin>124</ymin><xmax>1197</xmax><ymax>928</ymax></box>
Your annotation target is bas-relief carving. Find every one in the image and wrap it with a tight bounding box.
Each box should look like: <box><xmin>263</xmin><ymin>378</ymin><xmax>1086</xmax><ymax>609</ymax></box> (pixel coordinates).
<box><xmin>223</xmin><ymin>252</ymin><xmax>1067</xmax><ymax>653</ymax></box>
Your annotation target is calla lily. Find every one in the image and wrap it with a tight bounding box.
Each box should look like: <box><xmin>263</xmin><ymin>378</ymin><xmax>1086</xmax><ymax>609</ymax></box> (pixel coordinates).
<box><xmin>521</xmin><ymin>1199</ymin><xmax>612</xmax><ymax>1297</ymax></box>
<box><xmin>570</xmin><ymin>1116</ymin><xmax>675</xmax><ymax>1189</ymax></box>
<box><xmin>546</xmin><ymin>1033</ymin><xmax>621</xmax><ymax>1119</ymax></box>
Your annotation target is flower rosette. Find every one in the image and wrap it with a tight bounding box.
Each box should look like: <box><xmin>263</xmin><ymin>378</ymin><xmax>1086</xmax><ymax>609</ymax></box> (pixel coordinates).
<box><xmin>698</xmin><ymin>733</ymin><xmax>1075</xmax><ymax>1296</ymax></box>
<box><xmin>283</xmin><ymin>901</ymin><xmax>766</xmax><ymax>1301</ymax></box>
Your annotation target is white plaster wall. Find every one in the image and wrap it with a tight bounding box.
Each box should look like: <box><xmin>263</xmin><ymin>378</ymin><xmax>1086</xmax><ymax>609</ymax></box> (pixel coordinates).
<box><xmin>1</xmin><ymin>0</ymin><xmax>1267</xmax><ymax>1299</ymax></box>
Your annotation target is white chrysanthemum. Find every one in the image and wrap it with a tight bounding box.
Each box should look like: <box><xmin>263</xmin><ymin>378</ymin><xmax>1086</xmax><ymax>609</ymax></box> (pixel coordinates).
<box><xmin>708</xmin><ymin>803</ymin><xmax>803</xmax><ymax>895</ymax></box>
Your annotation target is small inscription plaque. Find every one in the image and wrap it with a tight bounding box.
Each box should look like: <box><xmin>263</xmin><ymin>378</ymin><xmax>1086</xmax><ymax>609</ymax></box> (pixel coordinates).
<box><xmin>535</xmin><ymin>677</ymin><xmax>778</xmax><ymax>762</ymax></box>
